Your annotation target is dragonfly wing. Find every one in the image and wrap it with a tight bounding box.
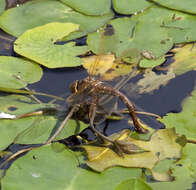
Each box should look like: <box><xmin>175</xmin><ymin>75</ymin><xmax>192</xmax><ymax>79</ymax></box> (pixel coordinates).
<box><xmin>14</xmin><ymin>116</ymin><xmax>58</xmax><ymax>144</ymax></box>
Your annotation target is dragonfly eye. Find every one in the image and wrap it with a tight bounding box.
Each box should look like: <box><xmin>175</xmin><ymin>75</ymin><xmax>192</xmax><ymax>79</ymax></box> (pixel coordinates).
<box><xmin>69</xmin><ymin>80</ymin><xmax>79</xmax><ymax>93</ymax></box>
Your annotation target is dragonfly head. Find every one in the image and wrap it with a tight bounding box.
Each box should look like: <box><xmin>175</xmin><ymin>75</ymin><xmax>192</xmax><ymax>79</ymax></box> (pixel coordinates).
<box><xmin>69</xmin><ymin>80</ymin><xmax>79</xmax><ymax>93</ymax></box>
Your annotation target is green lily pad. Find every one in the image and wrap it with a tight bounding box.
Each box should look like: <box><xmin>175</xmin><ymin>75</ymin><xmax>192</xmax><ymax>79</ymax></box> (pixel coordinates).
<box><xmin>0</xmin><ymin>95</ymin><xmax>86</xmax><ymax>149</ymax></box>
<box><xmin>170</xmin><ymin>44</ymin><xmax>196</xmax><ymax>76</ymax></box>
<box><xmin>115</xmin><ymin>179</ymin><xmax>153</xmax><ymax>190</ymax></box>
<box><xmin>112</xmin><ymin>0</ymin><xmax>152</xmax><ymax>15</ymax></box>
<box><xmin>0</xmin><ymin>56</ymin><xmax>43</xmax><ymax>89</ymax></box>
<box><xmin>160</xmin><ymin>85</ymin><xmax>196</xmax><ymax>140</ymax></box>
<box><xmin>60</xmin><ymin>0</ymin><xmax>111</xmax><ymax>16</ymax></box>
<box><xmin>139</xmin><ymin>6</ymin><xmax>196</xmax><ymax>43</ymax></box>
<box><xmin>139</xmin><ymin>57</ymin><xmax>165</xmax><ymax>68</ymax></box>
<box><xmin>87</xmin><ymin>16</ymin><xmax>173</xmax><ymax>59</ymax></box>
<box><xmin>0</xmin><ymin>0</ymin><xmax>5</xmax><ymax>15</ymax></box>
<box><xmin>14</xmin><ymin>118</ymin><xmax>87</xmax><ymax>145</ymax></box>
<box><xmin>83</xmin><ymin>128</ymin><xmax>182</xmax><ymax>180</ymax></box>
<box><xmin>153</xmin><ymin>0</ymin><xmax>196</xmax><ymax>14</ymax></box>
<box><xmin>148</xmin><ymin>143</ymin><xmax>196</xmax><ymax>190</ymax></box>
<box><xmin>0</xmin><ymin>0</ymin><xmax>114</xmax><ymax>39</ymax></box>
<box><xmin>14</xmin><ymin>22</ymin><xmax>88</xmax><ymax>68</ymax></box>
<box><xmin>1</xmin><ymin>144</ymin><xmax>142</xmax><ymax>190</ymax></box>
<box><xmin>0</xmin><ymin>95</ymin><xmax>51</xmax><ymax>150</ymax></box>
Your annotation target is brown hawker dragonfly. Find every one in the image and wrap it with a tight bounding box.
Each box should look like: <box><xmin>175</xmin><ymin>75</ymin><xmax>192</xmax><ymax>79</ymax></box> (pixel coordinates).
<box><xmin>1</xmin><ymin>24</ymin><xmax>159</xmax><ymax>155</ymax></box>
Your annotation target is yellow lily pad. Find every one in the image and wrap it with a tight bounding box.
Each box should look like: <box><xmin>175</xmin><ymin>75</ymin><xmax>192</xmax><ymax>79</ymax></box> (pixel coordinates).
<box><xmin>83</xmin><ymin>128</ymin><xmax>183</xmax><ymax>181</ymax></box>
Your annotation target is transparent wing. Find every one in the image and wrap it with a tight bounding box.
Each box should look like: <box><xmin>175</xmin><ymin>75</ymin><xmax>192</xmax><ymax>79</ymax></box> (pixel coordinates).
<box><xmin>14</xmin><ymin>115</ymin><xmax>58</xmax><ymax>145</ymax></box>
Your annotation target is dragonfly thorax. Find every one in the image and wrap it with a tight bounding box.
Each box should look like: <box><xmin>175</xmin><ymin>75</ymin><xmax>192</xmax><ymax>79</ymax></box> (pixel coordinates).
<box><xmin>69</xmin><ymin>77</ymin><xmax>102</xmax><ymax>94</ymax></box>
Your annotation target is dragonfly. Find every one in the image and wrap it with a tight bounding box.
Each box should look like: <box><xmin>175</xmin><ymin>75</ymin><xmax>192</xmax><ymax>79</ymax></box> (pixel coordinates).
<box><xmin>0</xmin><ymin>24</ymin><xmax>159</xmax><ymax>156</ymax></box>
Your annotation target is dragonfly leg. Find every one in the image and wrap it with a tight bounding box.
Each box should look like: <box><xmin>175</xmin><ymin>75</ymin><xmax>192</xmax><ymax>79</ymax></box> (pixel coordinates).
<box><xmin>89</xmin><ymin>95</ymin><xmax>124</xmax><ymax>156</ymax></box>
<box><xmin>96</xmin><ymin>85</ymin><xmax>148</xmax><ymax>133</ymax></box>
<box><xmin>117</xmin><ymin>92</ymin><xmax>148</xmax><ymax>133</ymax></box>
<box><xmin>45</xmin><ymin>105</ymin><xmax>78</xmax><ymax>144</ymax></box>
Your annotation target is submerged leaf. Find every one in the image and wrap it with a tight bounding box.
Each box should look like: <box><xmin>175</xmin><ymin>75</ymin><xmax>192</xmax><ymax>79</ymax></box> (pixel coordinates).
<box><xmin>83</xmin><ymin>128</ymin><xmax>183</xmax><ymax>180</ymax></box>
<box><xmin>1</xmin><ymin>145</ymin><xmax>142</xmax><ymax>190</ymax></box>
<box><xmin>14</xmin><ymin>22</ymin><xmax>88</xmax><ymax>68</ymax></box>
<box><xmin>60</xmin><ymin>0</ymin><xmax>111</xmax><ymax>16</ymax></box>
<box><xmin>123</xmin><ymin>69</ymin><xmax>175</xmax><ymax>97</ymax></box>
<box><xmin>0</xmin><ymin>0</ymin><xmax>113</xmax><ymax>39</ymax></box>
<box><xmin>0</xmin><ymin>56</ymin><xmax>43</xmax><ymax>89</ymax></box>
<box><xmin>170</xmin><ymin>44</ymin><xmax>196</xmax><ymax>76</ymax></box>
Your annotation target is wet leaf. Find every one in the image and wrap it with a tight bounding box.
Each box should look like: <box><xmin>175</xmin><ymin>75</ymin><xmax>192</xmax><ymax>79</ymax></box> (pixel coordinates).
<box><xmin>101</xmin><ymin>61</ymin><xmax>136</xmax><ymax>81</ymax></box>
<box><xmin>160</xmin><ymin>85</ymin><xmax>196</xmax><ymax>140</ymax></box>
<box><xmin>115</xmin><ymin>179</ymin><xmax>153</xmax><ymax>190</ymax></box>
<box><xmin>82</xmin><ymin>54</ymin><xmax>115</xmax><ymax>76</ymax></box>
<box><xmin>139</xmin><ymin>57</ymin><xmax>165</xmax><ymax>68</ymax></box>
<box><xmin>153</xmin><ymin>0</ymin><xmax>196</xmax><ymax>14</ymax></box>
<box><xmin>14</xmin><ymin>22</ymin><xmax>88</xmax><ymax>68</ymax></box>
<box><xmin>0</xmin><ymin>56</ymin><xmax>43</xmax><ymax>89</ymax></box>
<box><xmin>170</xmin><ymin>44</ymin><xmax>196</xmax><ymax>76</ymax></box>
<box><xmin>113</xmin><ymin>0</ymin><xmax>152</xmax><ymax>15</ymax></box>
<box><xmin>1</xmin><ymin>144</ymin><xmax>142</xmax><ymax>190</ymax></box>
<box><xmin>83</xmin><ymin>128</ymin><xmax>182</xmax><ymax>180</ymax></box>
<box><xmin>123</xmin><ymin>69</ymin><xmax>175</xmax><ymax>97</ymax></box>
<box><xmin>0</xmin><ymin>0</ymin><xmax>5</xmax><ymax>15</ymax></box>
<box><xmin>60</xmin><ymin>0</ymin><xmax>111</xmax><ymax>16</ymax></box>
<box><xmin>0</xmin><ymin>0</ymin><xmax>113</xmax><ymax>39</ymax></box>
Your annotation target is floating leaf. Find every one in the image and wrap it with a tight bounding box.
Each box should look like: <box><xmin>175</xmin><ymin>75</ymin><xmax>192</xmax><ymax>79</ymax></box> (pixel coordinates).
<box><xmin>139</xmin><ymin>57</ymin><xmax>165</xmax><ymax>68</ymax></box>
<box><xmin>14</xmin><ymin>118</ymin><xmax>87</xmax><ymax>145</ymax></box>
<box><xmin>82</xmin><ymin>54</ymin><xmax>115</xmax><ymax>76</ymax></box>
<box><xmin>0</xmin><ymin>94</ymin><xmax>88</xmax><ymax>148</ymax></box>
<box><xmin>115</xmin><ymin>179</ymin><xmax>153</xmax><ymax>190</ymax></box>
<box><xmin>151</xmin><ymin>159</ymin><xmax>174</xmax><ymax>181</ymax></box>
<box><xmin>148</xmin><ymin>143</ymin><xmax>196</xmax><ymax>190</ymax></box>
<box><xmin>153</xmin><ymin>0</ymin><xmax>196</xmax><ymax>14</ymax></box>
<box><xmin>1</xmin><ymin>144</ymin><xmax>142</xmax><ymax>190</ymax></box>
<box><xmin>87</xmin><ymin>16</ymin><xmax>173</xmax><ymax>59</ymax></box>
<box><xmin>170</xmin><ymin>44</ymin><xmax>196</xmax><ymax>76</ymax></box>
<box><xmin>160</xmin><ymin>85</ymin><xmax>196</xmax><ymax>140</ymax></box>
<box><xmin>0</xmin><ymin>0</ymin><xmax>5</xmax><ymax>15</ymax></box>
<box><xmin>0</xmin><ymin>95</ymin><xmax>52</xmax><ymax>150</ymax></box>
<box><xmin>140</xmin><ymin>6</ymin><xmax>196</xmax><ymax>43</ymax></box>
<box><xmin>83</xmin><ymin>128</ymin><xmax>182</xmax><ymax>180</ymax></box>
<box><xmin>14</xmin><ymin>22</ymin><xmax>88</xmax><ymax>68</ymax></box>
<box><xmin>60</xmin><ymin>0</ymin><xmax>111</xmax><ymax>16</ymax></box>
<box><xmin>113</xmin><ymin>0</ymin><xmax>152</xmax><ymax>15</ymax></box>
<box><xmin>0</xmin><ymin>56</ymin><xmax>43</xmax><ymax>89</ymax></box>
<box><xmin>0</xmin><ymin>0</ymin><xmax>113</xmax><ymax>39</ymax></box>
<box><xmin>101</xmin><ymin>61</ymin><xmax>136</xmax><ymax>81</ymax></box>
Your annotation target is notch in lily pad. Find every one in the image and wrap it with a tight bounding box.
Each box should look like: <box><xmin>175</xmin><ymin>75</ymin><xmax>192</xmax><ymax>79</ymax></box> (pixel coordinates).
<box><xmin>14</xmin><ymin>22</ymin><xmax>88</xmax><ymax>68</ymax></box>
